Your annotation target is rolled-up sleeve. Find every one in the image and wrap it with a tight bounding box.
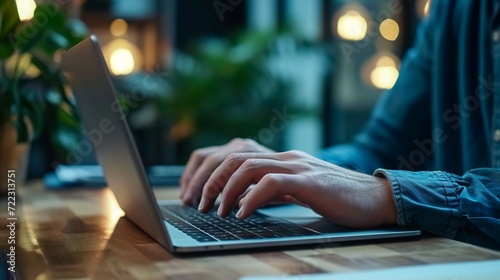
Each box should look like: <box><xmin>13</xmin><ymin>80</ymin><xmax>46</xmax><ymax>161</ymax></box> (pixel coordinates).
<box><xmin>374</xmin><ymin>168</ymin><xmax>500</xmax><ymax>250</ymax></box>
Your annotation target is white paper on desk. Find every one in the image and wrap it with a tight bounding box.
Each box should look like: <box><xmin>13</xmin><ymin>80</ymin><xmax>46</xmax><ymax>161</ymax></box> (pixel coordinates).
<box><xmin>240</xmin><ymin>260</ymin><xmax>500</xmax><ymax>280</ymax></box>
<box><xmin>56</xmin><ymin>165</ymin><xmax>104</xmax><ymax>183</ymax></box>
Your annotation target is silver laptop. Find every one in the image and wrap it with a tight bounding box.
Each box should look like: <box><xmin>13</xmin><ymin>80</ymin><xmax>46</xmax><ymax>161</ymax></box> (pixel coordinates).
<box><xmin>61</xmin><ymin>35</ymin><xmax>420</xmax><ymax>253</ymax></box>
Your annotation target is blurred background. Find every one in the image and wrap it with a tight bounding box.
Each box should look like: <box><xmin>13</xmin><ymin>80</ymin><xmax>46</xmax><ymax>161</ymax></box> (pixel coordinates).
<box><xmin>14</xmin><ymin>0</ymin><xmax>431</xmax><ymax>180</ymax></box>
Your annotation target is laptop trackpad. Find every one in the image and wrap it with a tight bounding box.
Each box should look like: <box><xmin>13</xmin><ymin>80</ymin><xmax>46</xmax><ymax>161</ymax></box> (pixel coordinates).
<box><xmin>256</xmin><ymin>204</ymin><xmax>352</xmax><ymax>233</ymax></box>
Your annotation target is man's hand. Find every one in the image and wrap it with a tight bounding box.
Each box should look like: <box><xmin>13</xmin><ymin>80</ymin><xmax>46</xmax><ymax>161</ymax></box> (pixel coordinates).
<box><xmin>197</xmin><ymin>150</ymin><xmax>397</xmax><ymax>228</ymax></box>
<box><xmin>180</xmin><ymin>138</ymin><xmax>274</xmax><ymax>205</ymax></box>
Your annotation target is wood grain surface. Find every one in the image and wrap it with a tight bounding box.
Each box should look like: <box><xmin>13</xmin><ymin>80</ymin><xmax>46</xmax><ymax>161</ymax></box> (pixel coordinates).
<box><xmin>1</xmin><ymin>181</ymin><xmax>499</xmax><ymax>280</ymax></box>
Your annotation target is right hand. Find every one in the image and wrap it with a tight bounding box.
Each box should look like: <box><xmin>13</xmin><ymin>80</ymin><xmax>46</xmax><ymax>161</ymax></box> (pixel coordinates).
<box><xmin>180</xmin><ymin>138</ymin><xmax>274</xmax><ymax>206</ymax></box>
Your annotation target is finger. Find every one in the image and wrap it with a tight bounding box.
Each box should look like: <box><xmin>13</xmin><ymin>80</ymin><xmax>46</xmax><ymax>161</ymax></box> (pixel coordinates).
<box><xmin>203</xmin><ymin>151</ymin><xmax>302</xmax><ymax>196</ymax></box>
<box><xmin>235</xmin><ymin>185</ymin><xmax>302</xmax><ymax>207</ymax></box>
<box><xmin>182</xmin><ymin>153</ymin><xmax>222</xmax><ymax>206</ymax></box>
<box><xmin>218</xmin><ymin>159</ymin><xmax>303</xmax><ymax>217</ymax></box>
<box><xmin>236</xmin><ymin>174</ymin><xmax>304</xmax><ymax>219</ymax></box>
<box><xmin>180</xmin><ymin>147</ymin><xmax>218</xmax><ymax>199</ymax></box>
<box><xmin>198</xmin><ymin>153</ymin><xmax>286</xmax><ymax>212</ymax></box>
<box><xmin>181</xmin><ymin>143</ymin><xmax>270</xmax><ymax>201</ymax></box>
<box><xmin>235</xmin><ymin>184</ymin><xmax>255</xmax><ymax>206</ymax></box>
<box><xmin>237</xmin><ymin>194</ymin><xmax>301</xmax><ymax>208</ymax></box>
<box><xmin>233</xmin><ymin>185</ymin><xmax>304</xmax><ymax>207</ymax></box>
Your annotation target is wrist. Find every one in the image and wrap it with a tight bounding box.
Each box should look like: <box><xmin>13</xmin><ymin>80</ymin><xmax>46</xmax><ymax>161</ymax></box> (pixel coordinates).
<box><xmin>340</xmin><ymin>168</ymin><xmax>398</xmax><ymax>227</ymax></box>
<box><xmin>377</xmin><ymin>177</ymin><xmax>397</xmax><ymax>225</ymax></box>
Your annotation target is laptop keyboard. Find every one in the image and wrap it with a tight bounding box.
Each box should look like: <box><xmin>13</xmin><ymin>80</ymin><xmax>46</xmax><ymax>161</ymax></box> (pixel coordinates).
<box><xmin>161</xmin><ymin>205</ymin><xmax>319</xmax><ymax>242</ymax></box>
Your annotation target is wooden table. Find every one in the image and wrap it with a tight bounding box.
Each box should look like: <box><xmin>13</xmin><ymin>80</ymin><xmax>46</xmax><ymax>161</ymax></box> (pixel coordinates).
<box><xmin>1</xmin><ymin>181</ymin><xmax>500</xmax><ymax>280</ymax></box>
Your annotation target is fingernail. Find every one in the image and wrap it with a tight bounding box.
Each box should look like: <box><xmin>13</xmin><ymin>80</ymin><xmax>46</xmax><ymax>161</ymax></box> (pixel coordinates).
<box><xmin>236</xmin><ymin>206</ymin><xmax>245</xmax><ymax>219</ymax></box>
<box><xmin>198</xmin><ymin>198</ymin><xmax>207</xmax><ymax>211</ymax></box>
<box><xmin>182</xmin><ymin>195</ymin><xmax>190</xmax><ymax>205</ymax></box>
<box><xmin>217</xmin><ymin>204</ymin><xmax>224</xmax><ymax>216</ymax></box>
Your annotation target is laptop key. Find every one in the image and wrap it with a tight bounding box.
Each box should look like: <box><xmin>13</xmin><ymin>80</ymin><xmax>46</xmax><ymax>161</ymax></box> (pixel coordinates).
<box><xmin>161</xmin><ymin>205</ymin><xmax>318</xmax><ymax>242</ymax></box>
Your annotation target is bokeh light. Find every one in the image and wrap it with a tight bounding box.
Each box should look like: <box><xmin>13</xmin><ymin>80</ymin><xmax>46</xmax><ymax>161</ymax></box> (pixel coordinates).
<box><xmin>336</xmin><ymin>10</ymin><xmax>368</xmax><ymax>41</ymax></box>
<box><xmin>110</xmin><ymin>48</ymin><xmax>135</xmax><ymax>75</ymax></box>
<box><xmin>379</xmin><ymin>19</ymin><xmax>399</xmax><ymax>41</ymax></box>
<box><xmin>110</xmin><ymin>18</ymin><xmax>128</xmax><ymax>37</ymax></box>
<box><xmin>103</xmin><ymin>39</ymin><xmax>143</xmax><ymax>76</ymax></box>
<box><xmin>370</xmin><ymin>55</ymin><xmax>400</xmax><ymax>89</ymax></box>
<box><xmin>15</xmin><ymin>0</ymin><xmax>36</xmax><ymax>21</ymax></box>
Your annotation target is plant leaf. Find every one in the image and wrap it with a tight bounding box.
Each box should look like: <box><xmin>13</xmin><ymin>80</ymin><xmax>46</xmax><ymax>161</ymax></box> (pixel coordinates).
<box><xmin>0</xmin><ymin>0</ymin><xmax>19</xmax><ymax>59</ymax></box>
<box><xmin>20</xmin><ymin>91</ymin><xmax>44</xmax><ymax>139</ymax></box>
<box><xmin>37</xmin><ymin>30</ymin><xmax>69</xmax><ymax>55</ymax></box>
<box><xmin>58</xmin><ymin>18</ymin><xmax>88</xmax><ymax>46</ymax></box>
<box><xmin>36</xmin><ymin>3</ymin><xmax>66</xmax><ymax>30</ymax></box>
<box><xmin>0</xmin><ymin>38</ymin><xmax>14</xmax><ymax>59</ymax></box>
<box><xmin>10</xmin><ymin>79</ymin><xmax>28</xmax><ymax>143</ymax></box>
<box><xmin>0</xmin><ymin>0</ymin><xmax>20</xmax><ymax>38</ymax></box>
<box><xmin>53</xmin><ymin>104</ymin><xmax>80</xmax><ymax>152</ymax></box>
<box><xmin>30</xmin><ymin>55</ymin><xmax>69</xmax><ymax>103</ymax></box>
<box><xmin>14</xmin><ymin>21</ymin><xmax>46</xmax><ymax>53</ymax></box>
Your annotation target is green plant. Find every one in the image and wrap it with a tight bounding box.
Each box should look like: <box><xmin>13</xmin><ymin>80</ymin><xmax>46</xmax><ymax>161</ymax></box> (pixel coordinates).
<box><xmin>158</xmin><ymin>31</ymin><xmax>309</xmax><ymax>158</ymax></box>
<box><xmin>0</xmin><ymin>0</ymin><xmax>87</xmax><ymax>153</ymax></box>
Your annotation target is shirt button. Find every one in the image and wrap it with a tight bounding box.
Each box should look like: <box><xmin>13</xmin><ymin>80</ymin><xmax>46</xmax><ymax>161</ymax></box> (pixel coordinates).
<box><xmin>494</xmin><ymin>130</ymin><xmax>500</xmax><ymax>142</ymax></box>
<box><xmin>493</xmin><ymin>31</ymin><xmax>500</xmax><ymax>42</ymax></box>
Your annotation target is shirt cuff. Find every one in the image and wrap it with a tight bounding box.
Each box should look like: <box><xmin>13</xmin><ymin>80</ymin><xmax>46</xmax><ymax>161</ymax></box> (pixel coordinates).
<box><xmin>373</xmin><ymin>169</ymin><xmax>463</xmax><ymax>239</ymax></box>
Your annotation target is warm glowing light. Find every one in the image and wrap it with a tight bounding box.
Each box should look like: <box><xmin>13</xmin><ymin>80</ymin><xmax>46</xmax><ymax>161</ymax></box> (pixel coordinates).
<box><xmin>15</xmin><ymin>0</ymin><xmax>37</xmax><ymax>21</ymax></box>
<box><xmin>110</xmin><ymin>48</ymin><xmax>135</xmax><ymax>75</ymax></box>
<box><xmin>377</xmin><ymin>56</ymin><xmax>397</xmax><ymax>68</ymax></box>
<box><xmin>371</xmin><ymin>66</ymin><xmax>399</xmax><ymax>89</ymax></box>
<box><xmin>109</xmin><ymin>202</ymin><xmax>125</xmax><ymax>223</ymax></box>
<box><xmin>103</xmin><ymin>39</ymin><xmax>143</xmax><ymax>76</ymax></box>
<box><xmin>379</xmin><ymin>19</ymin><xmax>399</xmax><ymax>41</ymax></box>
<box><xmin>417</xmin><ymin>0</ymin><xmax>431</xmax><ymax>17</ymax></box>
<box><xmin>336</xmin><ymin>10</ymin><xmax>368</xmax><ymax>41</ymax></box>
<box><xmin>424</xmin><ymin>0</ymin><xmax>431</xmax><ymax>16</ymax></box>
<box><xmin>110</xmin><ymin>18</ymin><xmax>128</xmax><ymax>37</ymax></box>
<box><xmin>370</xmin><ymin>56</ymin><xmax>399</xmax><ymax>89</ymax></box>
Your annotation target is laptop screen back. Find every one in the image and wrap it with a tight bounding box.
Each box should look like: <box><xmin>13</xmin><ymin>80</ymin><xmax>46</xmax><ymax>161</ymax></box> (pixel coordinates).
<box><xmin>61</xmin><ymin>35</ymin><xmax>172</xmax><ymax>250</ymax></box>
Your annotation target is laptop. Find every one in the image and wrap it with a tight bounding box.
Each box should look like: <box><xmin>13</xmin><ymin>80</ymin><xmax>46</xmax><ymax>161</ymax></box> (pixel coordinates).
<box><xmin>61</xmin><ymin>35</ymin><xmax>420</xmax><ymax>253</ymax></box>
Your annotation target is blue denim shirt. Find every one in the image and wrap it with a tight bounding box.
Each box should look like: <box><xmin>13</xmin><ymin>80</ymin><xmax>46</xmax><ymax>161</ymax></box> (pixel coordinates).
<box><xmin>318</xmin><ymin>0</ymin><xmax>500</xmax><ymax>250</ymax></box>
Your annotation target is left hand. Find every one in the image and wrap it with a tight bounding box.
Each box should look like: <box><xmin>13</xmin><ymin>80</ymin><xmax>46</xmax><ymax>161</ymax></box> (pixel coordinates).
<box><xmin>197</xmin><ymin>150</ymin><xmax>397</xmax><ymax>228</ymax></box>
